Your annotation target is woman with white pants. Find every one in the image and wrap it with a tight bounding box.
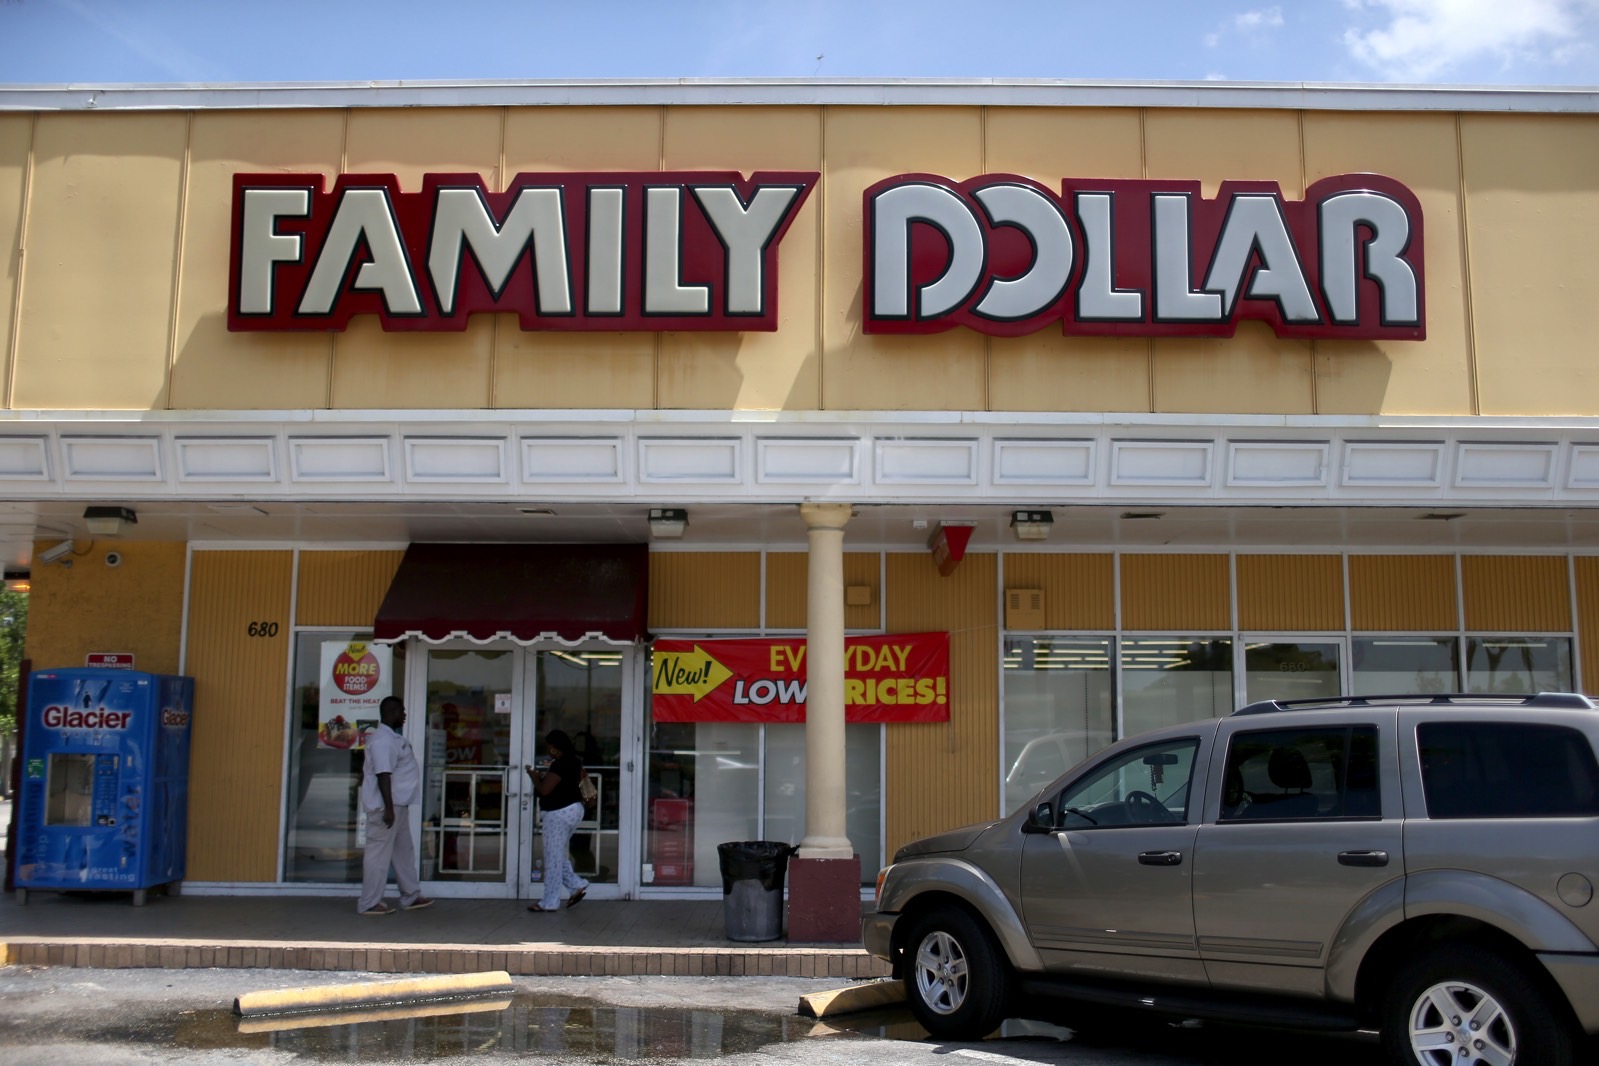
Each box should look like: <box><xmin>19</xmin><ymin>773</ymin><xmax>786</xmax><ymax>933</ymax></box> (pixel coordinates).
<box><xmin>525</xmin><ymin>728</ymin><xmax>590</xmax><ymax>912</ymax></box>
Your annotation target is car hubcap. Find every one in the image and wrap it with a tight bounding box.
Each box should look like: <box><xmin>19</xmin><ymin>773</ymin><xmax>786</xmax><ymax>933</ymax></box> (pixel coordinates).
<box><xmin>1407</xmin><ymin>980</ymin><xmax>1516</xmax><ymax>1066</ymax></box>
<box><xmin>914</xmin><ymin>931</ymin><xmax>969</xmax><ymax>1015</ymax></box>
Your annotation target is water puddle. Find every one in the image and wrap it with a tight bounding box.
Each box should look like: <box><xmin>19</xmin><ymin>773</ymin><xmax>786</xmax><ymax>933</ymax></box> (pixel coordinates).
<box><xmin>17</xmin><ymin>992</ymin><xmax>853</xmax><ymax>1060</ymax></box>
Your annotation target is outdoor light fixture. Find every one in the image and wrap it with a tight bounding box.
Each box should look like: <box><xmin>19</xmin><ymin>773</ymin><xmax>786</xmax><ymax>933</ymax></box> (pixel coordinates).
<box><xmin>37</xmin><ymin>540</ymin><xmax>75</xmax><ymax>566</ymax></box>
<box><xmin>648</xmin><ymin>508</ymin><xmax>689</xmax><ymax>539</ymax></box>
<box><xmin>1010</xmin><ymin>509</ymin><xmax>1054</xmax><ymax>541</ymax></box>
<box><xmin>3</xmin><ymin>569</ymin><xmax>30</xmax><ymax>594</ymax></box>
<box><xmin>84</xmin><ymin>505</ymin><xmax>137</xmax><ymax>537</ymax></box>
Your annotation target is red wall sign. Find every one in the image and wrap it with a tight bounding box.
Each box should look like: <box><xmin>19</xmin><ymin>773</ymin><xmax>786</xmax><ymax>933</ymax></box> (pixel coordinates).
<box><xmin>652</xmin><ymin>633</ymin><xmax>950</xmax><ymax>723</ymax></box>
<box><xmin>85</xmin><ymin>652</ymin><xmax>135</xmax><ymax>669</ymax></box>
<box><xmin>864</xmin><ymin>172</ymin><xmax>1424</xmax><ymax>340</ymax></box>
<box><xmin>229</xmin><ymin>171</ymin><xmax>818</xmax><ymax>333</ymax></box>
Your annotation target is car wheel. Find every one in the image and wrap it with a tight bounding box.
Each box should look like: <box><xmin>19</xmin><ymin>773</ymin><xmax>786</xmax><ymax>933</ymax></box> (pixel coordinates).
<box><xmin>1380</xmin><ymin>944</ymin><xmax>1576</xmax><ymax>1066</ymax></box>
<box><xmin>902</xmin><ymin>906</ymin><xmax>1012</xmax><ymax>1040</ymax></box>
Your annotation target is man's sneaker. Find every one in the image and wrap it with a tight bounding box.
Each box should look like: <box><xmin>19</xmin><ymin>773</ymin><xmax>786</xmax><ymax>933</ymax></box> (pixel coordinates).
<box><xmin>360</xmin><ymin>903</ymin><xmax>395</xmax><ymax>916</ymax></box>
<box><xmin>406</xmin><ymin>896</ymin><xmax>435</xmax><ymax>911</ymax></box>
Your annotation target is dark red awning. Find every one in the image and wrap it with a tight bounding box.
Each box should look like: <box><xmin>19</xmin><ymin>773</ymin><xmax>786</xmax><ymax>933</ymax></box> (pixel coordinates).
<box><xmin>373</xmin><ymin>542</ymin><xmax>649</xmax><ymax>645</ymax></box>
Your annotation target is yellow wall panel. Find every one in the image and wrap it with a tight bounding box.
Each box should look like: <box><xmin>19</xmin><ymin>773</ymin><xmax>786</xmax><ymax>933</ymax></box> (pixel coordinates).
<box><xmin>1001</xmin><ymin>553</ymin><xmax>1114</xmax><ymax>630</ymax></box>
<box><xmin>329</xmin><ymin>109</ymin><xmax>503</xmax><ymax>410</ymax></box>
<box><xmin>1574</xmin><ymin>559</ymin><xmax>1599</xmax><ymax>696</ymax></box>
<box><xmin>658</xmin><ymin>107</ymin><xmax>822</xmax><ymax>411</ymax></box>
<box><xmin>296</xmin><ymin>549</ymin><xmax>405</xmax><ymax>627</ymax></box>
<box><xmin>170</xmin><ymin>110</ymin><xmax>344</xmax><ymax>410</ymax></box>
<box><xmin>493</xmin><ymin>107</ymin><xmax>662</xmax><ymax>408</ymax></box>
<box><xmin>24</xmin><ymin>541</ymin><xmax>185</xmax><ymax>674</ymax></box>
<box><xmin>1349</xmin><ymin>555</ymin><xmax>1457</xmax><ymax>631</ymax></box>
<box><xmin>1144</xmin><ymin>110</ymin><xmax>1312</xmax><ymax>414</ymax></box>
<box><xmin>184</xmin><ymin>550</ymin><xmax>293</xmax><ymax>882</ymax></box>
<box><xmin>648</xmin><ymin>551</ymin><xmax>760</xmax><ymax>630</ymax></box>
<box><xmin>821</xmin><ymin>107</ymin><xmax>985</xmax><ymax>411</ymax></box>
<box><xmin>1238</xmin><ymin>555</ymin><xmax>1343</xmax><ymax>630</ymax></box>
<box><xmin>1461</xmin><ymin>555</ymin><xmax>1571</xmax><ymax>632</ymax></box>
<box><xmin>1464</xmin><ymin>114</ymin><xmax>1599</xmax><ymax>416</ymax></box>
<box><xmin>884</xmin><ymin>552</ymin><xmax>997</xmax><ymax>855</ymax></box>
<box><xmin>985</xmin><ymin>107</ymin><xmax>1150</xmax><ymax>412</ymax></box>
<box><xmin>13</xmin><ymin>113</ymin><xmax>187</xmax><ymax>410</ymax></box>
<box><xmin>1304</xmin><ymin>112</ymin><xmax>1471</xmax><ymax>415</ymax></box>
<box><xmin>765</xmin><ymin>551</ymin><xmax>881</xmax><ymax>632</ymax></box>
<box><xmin>0</xmin><ymin>115</ymin><xmax>28</xmax><ymax>408</ymax></box>
<box><xmin>1120</xmin><ymin>554</ymin><xmax>1231</xmax><ymax>631</ymax></box>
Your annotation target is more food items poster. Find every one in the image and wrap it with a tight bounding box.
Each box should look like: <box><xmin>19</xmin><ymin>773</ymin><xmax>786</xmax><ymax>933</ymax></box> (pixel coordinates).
<box><xmin>651</xmin><ymin>633</ymin><xmax>949</xmax><ymax>723</ymax></box>
<box><xmin>318</xmin><ymin>640</ymin><xmax>393</xmax><ymax>749</ymax></box>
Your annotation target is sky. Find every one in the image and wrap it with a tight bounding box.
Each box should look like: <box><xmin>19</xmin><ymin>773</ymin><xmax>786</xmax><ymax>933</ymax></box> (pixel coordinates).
<box><xmin>0</xmin><ymin>0</ymin><xmax>1596</xmax><ymax>88</ymax></box>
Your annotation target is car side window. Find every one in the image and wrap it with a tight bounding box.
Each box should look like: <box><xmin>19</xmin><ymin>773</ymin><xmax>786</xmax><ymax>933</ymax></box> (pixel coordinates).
<box><xmin>1220</xmin><ymin>725</ymin><xmax>1379</xmax><ymax>822</ymax></box>
<box><xmin>1419</xmin><ymin>722</ymin><xmax>1599</xmax><ymax>819</ymax></box>
<box><xmin>1053</xmin><ymin>738</ymin><xmax>1199</xmax><ymax>828</ymax></box>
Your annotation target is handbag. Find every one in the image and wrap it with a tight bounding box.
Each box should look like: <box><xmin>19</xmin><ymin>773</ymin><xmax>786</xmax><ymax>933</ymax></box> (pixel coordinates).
<box><xmin>577</xmin><ymin>770</ymin><xmax>598</xmax><ymax>807</ymax></box>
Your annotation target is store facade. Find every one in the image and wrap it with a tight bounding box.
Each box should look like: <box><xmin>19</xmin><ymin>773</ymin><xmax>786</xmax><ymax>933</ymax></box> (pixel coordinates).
<box><xmin>2</xmin><ymin>81</ymin><xmax>1598</xmax><ymax>900</ymax></box>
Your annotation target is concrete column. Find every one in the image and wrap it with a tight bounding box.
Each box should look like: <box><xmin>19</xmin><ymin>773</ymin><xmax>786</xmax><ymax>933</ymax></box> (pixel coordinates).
<box><xmin>797</xmin><ymin>501</ymin><xmax>852</xmax><ymax>859</ymax></box>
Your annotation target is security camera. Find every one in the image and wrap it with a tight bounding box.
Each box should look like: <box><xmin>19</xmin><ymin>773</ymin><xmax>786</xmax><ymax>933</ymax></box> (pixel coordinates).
<box><xmin>37</xmin><ymin>540</ymin><xmax>74</xmax><ymax>565</ymax></box>
<box><xmin>104</xmin><ymin>551</ymin><xmax>122</xmax><ymax>568</ymax></box>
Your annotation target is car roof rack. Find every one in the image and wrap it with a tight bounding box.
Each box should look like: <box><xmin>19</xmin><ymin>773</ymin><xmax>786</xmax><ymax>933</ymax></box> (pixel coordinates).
<box><xmin>1231</xmin><ymin>692</ymin><xmax>1598</xmax><ymax>716</ymax></box>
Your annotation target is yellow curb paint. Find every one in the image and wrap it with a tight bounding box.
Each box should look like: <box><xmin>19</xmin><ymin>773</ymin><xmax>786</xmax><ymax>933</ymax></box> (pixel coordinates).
<box><xmin>0</xmin><ymin>943</ymin><xmax>9</xmax><ymax>967</ymax></box>
<box><xmin>234</xmin><ymin>970</ymin><xmax>513</xmax><ymax>1017</ymax></box>
<box><xmin>798</xmin><ymin>978</ymin><xmax>906</xmax><ymax>1018</ymax></box>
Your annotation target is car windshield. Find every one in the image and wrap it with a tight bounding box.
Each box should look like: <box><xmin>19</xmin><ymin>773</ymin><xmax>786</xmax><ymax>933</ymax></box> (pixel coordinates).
<box><xmin>1055</xmin><ymin>737</ymin><xmax>1200</xmax><ymax>828</ymax></box>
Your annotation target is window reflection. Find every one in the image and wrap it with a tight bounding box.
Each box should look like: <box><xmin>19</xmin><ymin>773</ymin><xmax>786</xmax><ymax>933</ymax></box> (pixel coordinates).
<box><xmin>1121</xmin><ymin>637</ymin><xmax>1233</xmax><ymax>736</ymax></box>
<box><xmin>1001</xmin><ymin>637</ymin><xmax>1113</xmax><ymax>814</ymax></box>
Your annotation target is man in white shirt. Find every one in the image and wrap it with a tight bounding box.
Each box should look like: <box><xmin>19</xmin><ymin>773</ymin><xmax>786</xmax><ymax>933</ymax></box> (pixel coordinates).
<box><xmin>357</xmin><ymin>695</ymin><xmax>434</xmax><ymax>915</ymax></box>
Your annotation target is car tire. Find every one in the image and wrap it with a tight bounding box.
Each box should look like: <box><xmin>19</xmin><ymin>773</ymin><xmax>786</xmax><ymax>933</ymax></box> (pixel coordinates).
<box><xmin>1379</xmin><ymin>944</ymin><xmax>1576</xmax><ymax>1066</ymax></box>
<box><xmin>902</xmin><ymin>906</ymin><xmax>1012</xmax><ymax>1040</ymax></box>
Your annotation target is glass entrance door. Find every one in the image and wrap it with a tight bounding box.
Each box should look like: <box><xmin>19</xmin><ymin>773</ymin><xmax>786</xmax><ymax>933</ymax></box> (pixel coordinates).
<box><xmin>412</xmin><ymin>642</ymin><xmax>638</xmax><ymax>900</ymax></box>
<box><xmin>1242</xmin><ymin>638</ymin><xmax>1345</xmax><ymax>705</ymax></box>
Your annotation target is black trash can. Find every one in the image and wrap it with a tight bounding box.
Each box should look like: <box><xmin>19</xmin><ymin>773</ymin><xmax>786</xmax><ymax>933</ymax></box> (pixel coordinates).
<box><xmin>716</xmin><ymin>840</ymin><xmax>794</xmax><ymax>942</ymax></box>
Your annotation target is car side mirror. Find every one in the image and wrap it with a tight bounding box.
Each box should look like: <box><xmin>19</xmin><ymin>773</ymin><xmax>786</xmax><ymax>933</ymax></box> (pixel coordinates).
<box><xmin>1022</xmin><ymin>800</ymin><xmax>1054</xmax><ymax>833</ymax></box>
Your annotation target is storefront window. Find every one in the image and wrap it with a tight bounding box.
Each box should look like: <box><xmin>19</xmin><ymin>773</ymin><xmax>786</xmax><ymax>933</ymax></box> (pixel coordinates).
<box><xmin>283</xmin><ymin>631</ymin><xmax>406</xmax><ymax>883</ymax></box>
<box><xmin>1001</xmin><ymin>636</ymin><xmax>1113</xmax><ymax>814</ymax></box>
<box><xmin>763</xmin><ymin>723</ymin><xmax>881</xmax><ymax>878</ymax></box>
<box><xmin>644</xmin><ymin>720</ymin><xmax>759</xmax><ymax>889</ymax></box>
<box><xmin>1352</xmin><ymin>637</ymin><xmax>1459</xmax><ymax>695</ymax></box>
<box><xmin>1466</xmin><ymin>637</ymin><xmax>1572</xmax><ymax>693</ymax></box>
<box><xmin>1121</xmin><ymin>637</ymin><xmax>1234</xmax><ymax>736</ymax></box>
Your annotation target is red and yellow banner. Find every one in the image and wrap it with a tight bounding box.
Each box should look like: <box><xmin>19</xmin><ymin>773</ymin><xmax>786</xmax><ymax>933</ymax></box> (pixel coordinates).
<box><xmin>651</xmin><ymin>633</ymin><xmax>950</xmax><ymax>723</ymax></box>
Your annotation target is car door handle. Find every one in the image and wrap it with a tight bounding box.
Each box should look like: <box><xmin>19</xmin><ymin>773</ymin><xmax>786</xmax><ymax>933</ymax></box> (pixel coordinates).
<box><xmin>1337</xmin><ymin>850</ymin><xmax>1389</xmax><ymax>867</ymax></box>
<box><xmin>1137</xmin><ymin>851</ymin><xmax>1183</xmax><ymax>866</ymax></box>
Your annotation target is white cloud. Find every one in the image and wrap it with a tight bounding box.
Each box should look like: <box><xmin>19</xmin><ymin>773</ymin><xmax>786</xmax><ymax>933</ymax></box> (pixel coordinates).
<box><xmin>1342</xmin><ymin>0</ymin><xmax>1599</xmax><ymax>81</ymax></box>
<box><xmin>1206</xmin><ymin>6</ymin><xmax>1285</xmax><ymax>49</ymax></box>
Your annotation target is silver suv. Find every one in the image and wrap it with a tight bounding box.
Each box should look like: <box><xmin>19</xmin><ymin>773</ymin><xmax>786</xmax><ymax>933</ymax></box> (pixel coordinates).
<box><xmin>863</xmin><ymin>693</ymin><xmax>1599</xmax><ymax>1065</ymax></box>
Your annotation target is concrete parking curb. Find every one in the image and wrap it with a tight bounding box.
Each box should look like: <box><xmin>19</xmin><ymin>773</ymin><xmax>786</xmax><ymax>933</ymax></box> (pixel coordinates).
<box><xmin>799</xmin><ymin>978</ymin><xmax>906</xmax><ymax>1018</ymax></box>
<box><xmin>234</xmin><ymin>970</ymin><xmax>514</xmax><ymax>1017</ymax></box>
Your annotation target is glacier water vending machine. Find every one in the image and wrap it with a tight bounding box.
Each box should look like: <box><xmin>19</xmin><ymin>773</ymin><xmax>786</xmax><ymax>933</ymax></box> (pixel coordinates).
<box><xmin>15</xmin><ymin>668</ymin><xmax>195</xmax><ymax>905</ymax></box>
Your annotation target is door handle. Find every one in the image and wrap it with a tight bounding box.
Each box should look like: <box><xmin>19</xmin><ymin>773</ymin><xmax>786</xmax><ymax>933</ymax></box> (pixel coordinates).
<box><xmin>1337</xmin><ymin>850</ymin><xmax>1389</xmax><ymax>867</ymax></box>
<box><xmin>1137</xmin><ymin>851</ymin><xmax>1183</xmax><ymax>866</ymax></box>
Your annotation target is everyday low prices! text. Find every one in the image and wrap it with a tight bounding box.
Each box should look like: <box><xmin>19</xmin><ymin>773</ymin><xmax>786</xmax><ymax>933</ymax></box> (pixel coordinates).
<box><xmin>651</xmin><ymin>633</ymin><xmax>949</xmax><ymax>723</ymax></box>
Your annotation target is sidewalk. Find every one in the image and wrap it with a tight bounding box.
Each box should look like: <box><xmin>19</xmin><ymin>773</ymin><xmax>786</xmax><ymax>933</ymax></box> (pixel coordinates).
<box><xmin>0</xmin><ymin>888</ymin><xmax>891</xmax><ymax>980</ymax></box>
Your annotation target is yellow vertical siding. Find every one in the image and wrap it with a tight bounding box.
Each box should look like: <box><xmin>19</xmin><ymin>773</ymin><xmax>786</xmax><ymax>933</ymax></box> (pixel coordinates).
<box><xmin>765</xmin><ymin>551</ymin><xmax>881</xmax><ymax>631</ymax></box>
<box><xmin>22</xmin><ymin>541</ymin><xmax>186</xmax><ymax>674</ymax></box>
<box><xmin>13</xmin><ymin>113</ymin><xmax>187</xmax><ymax>410</ymax></box>
<box><xmin>1574</xmin><ymin>559</ymin><xmax>1599</xmax><ymax>696</ymax></box>
<box><xmin>884</xmin><ymin>552</ymin><xmax>998</xmax><ymax>855</ymax></box>
<box><xmin>1000</xmin><ymin>554</ymin><xmax>1115</xmax><ymax>630</ymax></box>
<box><xmin>1348</xmin><ymin>556</ymin><xmax>1458</xmax><ymax>631</ymax></box>
<box><xmin>184</xmin><ymin>550</ymin><xmax>294</xmax><ymax>882</ymax></box>
<box><xmin>1237</xmin><ymin>555</ymin><xmax>1344</xmax><ymax>631</ymax></box>
<box><xmin>1120</xmin><ymin>555</ymin><xmax>1231</xmax><ymax>631</ymax></box>
<box><xmin>296</xmin><ymin>550</ymin><xmax>405</xmax><ymax>627</ymax></box>
<box><xmin>648</xmin><ymin>551</ymin><xmax>761</xmax><ymax>630</ymax></box>
<box><xmin>0</xmin><ymin>114</ymin><xmax>28</xmax><ymax>406</ymax></box>
<box><xmin>1461</xmin><ymin>556</ymin><xmax>1571</xmax><ymax>632</ymax></box>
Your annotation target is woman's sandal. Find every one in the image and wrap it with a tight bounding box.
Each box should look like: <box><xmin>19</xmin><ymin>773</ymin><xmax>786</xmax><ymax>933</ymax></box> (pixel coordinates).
<box><xmin>567</xmin><ymin>888</ymin><xmax>587</xmax><ymax>908</ymax></box>
<box><xmin>527</xmin><ymin>902</ymin><xmax>552</xmax><ymax>912</ymax></box>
